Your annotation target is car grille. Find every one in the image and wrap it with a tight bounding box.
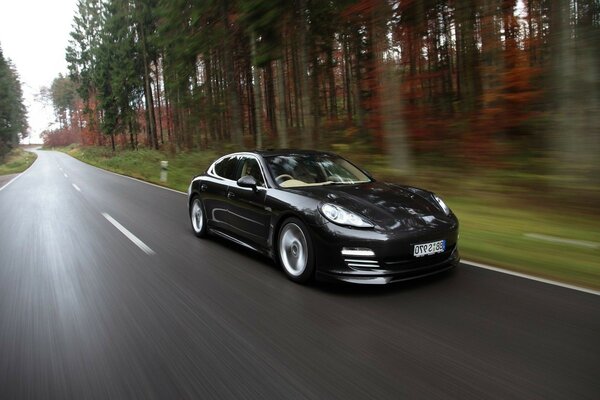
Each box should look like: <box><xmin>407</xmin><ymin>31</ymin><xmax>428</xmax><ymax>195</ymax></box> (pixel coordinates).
<box><xmin>342</xmin><ymin>245</ymin><xmax>456</xmax><ymax>271</ymax></box>
<box><xmin>383</xmin><ymin>245</ymin><xmax>456</xmax><ymax>270</ymax></box>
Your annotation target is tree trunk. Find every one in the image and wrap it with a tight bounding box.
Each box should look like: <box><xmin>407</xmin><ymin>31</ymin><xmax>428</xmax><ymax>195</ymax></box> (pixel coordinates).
<box><xmin>380</xmin><ymin>61</ymin><xmax>413</xmax><ymax>175</ymax></box>
<box><xmin>139</xmin><ymin>21</ymin><xmax>158</xmax><ymax>149</ymax></box>
<box><xmin>221</xmin><ymin>0</ymin><xmax>243</xmax><ymax>147</ymax></box>
<box><xmin>274</xmin><ymin>59</ymin><xmax>288</xmax><ymax>148</ymax></box>
<box><xmin>455</xmin><ymin>0</ymin><xmax>481</xmax><ymax>112</ymax></box>
<box><xmin>343</xmin><ymin>34</ymin><xmax>353</xmax><ymax>121</ymax></box>
<box><xmin>250</xmin><ymin>31</ymin><xmax>263</xmax><ymax>149</ymax></box>
<box><xmin>297</xmin><ymin>0</ymin><xmax>313</xmax><ymax>147</ymax></box>
<box><xmin>550</xmin><ymin>0</ymin><xmax>600</xmax><ymax>183</ymax></box>
<box><xmin>153</xmin><ymin>59</ymin><xmax>164</xmax><ymax>145</ymax></box>
<box><xmin>264</xmin><ymin>62</ymin><xmax>276</xmax><ymax>136</ymax></box>
<box><xmin>326</xmin><ymin>43</ymin><xmax>337</xmax><ymax>120</ymax></box>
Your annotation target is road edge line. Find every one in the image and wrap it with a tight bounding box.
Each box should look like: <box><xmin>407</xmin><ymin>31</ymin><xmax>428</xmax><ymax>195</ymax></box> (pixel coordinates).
<box><xmin>0</xmin><ymin>173</ymin><xmax>23</xmax><ymax>192</ymax></box>
<box><xmin>57</xmin><ymin>151</ymin><xmax>187</xmax><ymax>195</ymax></box>
<box><xmin>55</xmin><ymin>151</ymin><xmax>599</xmax><ymax>295</ymax></box>
<box><xmin>102</xmin><ymin>169</ymin><xmax>187</xmax><ymax>195</ymax></box>
<box><xmin>462</xmin><ymin>260</ymin><xmax>600</xmax><ymax>296</ymax></box>
<box><xmin>0</xmin><ymin>149</ymin><xmax>39</xmax><ymax>192</ymax></box>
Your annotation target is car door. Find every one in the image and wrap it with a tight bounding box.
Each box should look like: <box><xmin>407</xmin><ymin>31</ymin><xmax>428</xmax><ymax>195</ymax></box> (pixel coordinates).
<box><xmin>225</xmin><ymin>156</ymin><xmax>271</xmax><ymax>248</ymax></box>
<box><xmin>202</xmin><ymin>155</ymin><xmax>240</xmax><ymax>231</ymax></box>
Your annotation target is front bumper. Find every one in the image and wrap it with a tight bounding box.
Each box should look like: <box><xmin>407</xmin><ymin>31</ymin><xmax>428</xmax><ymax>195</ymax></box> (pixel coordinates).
<box><xmin>310</xmin><ymin>221</ymin><xmax>460</xmax><ymax>284</ymax></box>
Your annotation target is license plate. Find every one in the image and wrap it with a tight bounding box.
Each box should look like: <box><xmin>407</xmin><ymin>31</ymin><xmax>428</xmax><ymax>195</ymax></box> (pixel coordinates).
<box><xmin>414</xmin><ymin>240</ymin><xmax>446</xmax><ymax>257</ymax></box>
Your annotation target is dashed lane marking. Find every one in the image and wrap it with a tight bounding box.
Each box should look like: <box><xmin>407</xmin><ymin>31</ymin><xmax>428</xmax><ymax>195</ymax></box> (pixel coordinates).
<box><xmin>101</xmin><ymin>213</ymin><xmax>156</xmax><ymax>255</ymax></box>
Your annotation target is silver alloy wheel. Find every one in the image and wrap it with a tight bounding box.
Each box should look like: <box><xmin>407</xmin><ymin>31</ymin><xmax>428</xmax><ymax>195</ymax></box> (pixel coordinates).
<box><xmin>191</xmin><ymin>199</ymin><xmax>204</xmax><ymax>233</ymax></box>
<box><xmin>279</xmin><ymin>223</ymin><xmax>308</xmax><ymax>277</ymax></box>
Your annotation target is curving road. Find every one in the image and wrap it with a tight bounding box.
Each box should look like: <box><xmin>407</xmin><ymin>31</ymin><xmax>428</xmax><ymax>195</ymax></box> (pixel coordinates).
<box><xmin>0</xmin><ymin>150</ymin><xmax>598</xmax><ymax>399</ymax></box>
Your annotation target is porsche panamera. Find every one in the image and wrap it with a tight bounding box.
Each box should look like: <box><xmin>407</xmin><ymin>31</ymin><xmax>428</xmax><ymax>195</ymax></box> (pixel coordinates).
<box><xmin>188</xmin><ymin>150</ymin><xmax>459</xmax><ymax>284</ymax></box>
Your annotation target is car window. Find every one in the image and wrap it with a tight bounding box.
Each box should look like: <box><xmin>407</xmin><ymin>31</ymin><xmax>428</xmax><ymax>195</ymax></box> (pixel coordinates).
<box><xmin>213</xmin><ymin>156</ymin><xmax>239</xmax><ymax>180</ymax></box>
<box><xmin>240</xmin><ymin>157</ymin><xmax>265</xmax><ymax>187</ymax></box>
<box><xmin>265</xmin><ymin>154</ymin><xmax>371</xmax><ymax>187</ymax></box>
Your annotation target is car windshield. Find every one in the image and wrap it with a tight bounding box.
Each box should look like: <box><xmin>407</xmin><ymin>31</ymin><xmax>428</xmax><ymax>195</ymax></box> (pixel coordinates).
<box><xmin>265</xmin><ymin>154</ymin><xmax>372</xmax><ymax>188</ymax></box>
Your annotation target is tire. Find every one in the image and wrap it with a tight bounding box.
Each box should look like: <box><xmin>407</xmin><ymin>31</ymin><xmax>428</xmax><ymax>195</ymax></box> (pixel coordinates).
<box><xmin>277</xmin><ymin>217</ymin><xmax>315</xmax><ymax>283</ymax></box>
<box><xmin>189</xmin><ymin>196</ymin><xmax>207</xmax><ymax>238</ymax></box>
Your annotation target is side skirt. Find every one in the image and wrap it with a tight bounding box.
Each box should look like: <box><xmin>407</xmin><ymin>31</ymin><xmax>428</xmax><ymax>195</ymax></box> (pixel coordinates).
<box><xmin>208</xmin><ymin>228</ymin><xmax>273</xmax><ymax>259</ymax></box>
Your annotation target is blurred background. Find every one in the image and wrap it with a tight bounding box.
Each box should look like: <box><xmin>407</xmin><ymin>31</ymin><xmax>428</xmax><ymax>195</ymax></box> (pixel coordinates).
<box><xmin>8</xmin><ymin>0</ymin><xmax>600</xmax><ymax>287</ymax></box>
<box><xmin>37</xmin><ymin>0</ymin><xmax>600</xmax><ymax>204</ymax></box>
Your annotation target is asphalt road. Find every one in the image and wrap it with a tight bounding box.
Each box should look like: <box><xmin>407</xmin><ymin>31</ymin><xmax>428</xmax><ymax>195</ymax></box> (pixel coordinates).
<box><xmin>0</xmin><ymin>150</ymin><xmax>598</xmax><ymax>400</ymax></box>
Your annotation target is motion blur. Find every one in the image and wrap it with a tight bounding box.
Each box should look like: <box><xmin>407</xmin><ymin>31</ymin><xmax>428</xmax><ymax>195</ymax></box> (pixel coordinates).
<box><xmin>37</xmin><ymin>0</ymin><xmax>600</xmax><ymax>288</ymax></box>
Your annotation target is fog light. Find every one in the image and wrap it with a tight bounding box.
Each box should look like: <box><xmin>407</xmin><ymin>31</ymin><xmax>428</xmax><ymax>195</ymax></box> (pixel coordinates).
<box><xmin>341</xmin><ymin>248</ymin><xmax>375</xmax><ymax>257</ymax></box>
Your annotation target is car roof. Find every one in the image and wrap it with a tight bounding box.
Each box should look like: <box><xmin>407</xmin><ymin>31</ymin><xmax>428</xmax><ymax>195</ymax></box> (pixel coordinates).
<box><xmin>251</xmin><ymin>149</ymin><xmax>337</xmax><ymax>158</ymax></box>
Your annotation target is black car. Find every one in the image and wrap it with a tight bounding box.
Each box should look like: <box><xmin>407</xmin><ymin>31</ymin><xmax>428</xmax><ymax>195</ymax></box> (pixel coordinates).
<box><xmin>187</xmin><ymin>150</ymin><xmax>459</xmax><ymax>284</ymax></box>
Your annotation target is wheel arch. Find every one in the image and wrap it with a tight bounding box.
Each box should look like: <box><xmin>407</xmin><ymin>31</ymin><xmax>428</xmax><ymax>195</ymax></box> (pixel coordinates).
<box><xmin>270</xmin><ymin>211</ymin><xmax>314</xmax><ymax>257</ymax></box>
<box><xmin>188</xmin><ymin>177</ymin><xmax>205</xmax><ymax>210</ymax></box>
<box><xmin>188</xmin><ymin>190</ymin><xmax>201</xmax><ymax>209</ymax></box>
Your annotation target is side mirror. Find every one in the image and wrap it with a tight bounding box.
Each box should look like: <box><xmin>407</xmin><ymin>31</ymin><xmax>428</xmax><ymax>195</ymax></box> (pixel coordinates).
<box><xmin>237</xmin><ymin>175</ymin><xmax>258</xmax><ymax>191</ymax></box>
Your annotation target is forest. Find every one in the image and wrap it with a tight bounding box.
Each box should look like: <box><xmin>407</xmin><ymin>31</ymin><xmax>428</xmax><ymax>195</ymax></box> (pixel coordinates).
<box><xmin>42</xmin><ymin>0</ymin><xmax>599</xmax><ymax>184</ymax></box>
<box><xmin>0</xmin><ymin>45</ymin><xmax>28</xmax><ymax>159</ymax></box>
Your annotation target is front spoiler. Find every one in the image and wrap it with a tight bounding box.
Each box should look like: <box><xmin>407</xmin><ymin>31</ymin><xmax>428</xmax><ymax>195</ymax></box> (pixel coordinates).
<box><xmin>316</xmin><ymin>250</ymin><xmax>460</xmax><ymax>285</ymax></box>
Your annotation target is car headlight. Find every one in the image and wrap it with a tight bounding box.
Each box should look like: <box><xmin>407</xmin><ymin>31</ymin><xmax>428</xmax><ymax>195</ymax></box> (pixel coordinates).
<box><xmin>434</xmin><ymin>195</ymin><xmax>450</xmax><ymax>215</ymax></box>
<box><xmin>319</xmin><ymin>203</ymin><xmax>373</xmax><ymax>228</ymax></box>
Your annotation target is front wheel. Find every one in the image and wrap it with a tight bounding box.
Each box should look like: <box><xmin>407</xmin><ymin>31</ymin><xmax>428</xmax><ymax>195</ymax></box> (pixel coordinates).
<box><xmin>277</xmin><ymin>218</ymin><xmax>315</xmax><ymax>283</ymax></box>
<box><xmin>189</xmin><ymin>196</ymin><xmax>207</xmax><ymax>238</ymax></box>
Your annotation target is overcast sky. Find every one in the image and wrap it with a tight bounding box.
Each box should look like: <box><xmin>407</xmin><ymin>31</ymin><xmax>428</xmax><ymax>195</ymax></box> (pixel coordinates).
<box><xmin>0</xmin><ymin>0</ymin><xmax>77</xmax><ymax>143</ymax></box>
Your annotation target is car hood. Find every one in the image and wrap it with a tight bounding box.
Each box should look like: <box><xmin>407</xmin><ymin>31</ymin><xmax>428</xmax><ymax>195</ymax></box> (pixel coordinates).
<box><xmin>287</xmin><ymin>182</ymin><xmax>456</xmax><ymax>231</ymax></box>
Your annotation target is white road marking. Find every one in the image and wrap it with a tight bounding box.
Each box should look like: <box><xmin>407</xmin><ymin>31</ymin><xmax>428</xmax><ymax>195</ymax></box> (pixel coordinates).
<box><xmin>53</xmin><ymin>151</ymin><xmax>598</xmax><ymax>294</ymax></box>
<box><xmin>524</xmin><ymin>233</ymin><xmax>600</xmax><ymax>249</ymax></box>
<box><xmin>72</xmin><ymin>183</ymin><xmax>81</xmax><ymax>192</ymax></box>
<box><xmin>0</xmin><ymin>150</ymin><xmax>38</xmax><ymax>192</ymax></box>
<box><xmin>81</xmin><ymin>159</ymin><xmax>186</xmax><ymax>195</ymax></box>
<box><xmin>463</xmin><ymin>260</ymin><xmax>600</xmax><ymax>296</ymax></box>
<box><xmin>0</xmin><ymin>174</ymin><xmax>23</xmax><ymax>192</ymax></box>
<box><xmin>64</xmin><ymin>173</ymin><xmax>68</xmax><ymax>178</ymax></box>
<box><xmin>101</xmin><ymin>213</ymin><xmax>156</xmax><ymax>255</ymax></box>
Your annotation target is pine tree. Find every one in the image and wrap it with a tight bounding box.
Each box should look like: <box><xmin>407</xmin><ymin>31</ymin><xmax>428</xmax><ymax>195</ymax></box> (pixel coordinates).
<box><xmin>0</xmin><ymin>45</ymin><xmax>28</xmax><ymax>158</ymax></box>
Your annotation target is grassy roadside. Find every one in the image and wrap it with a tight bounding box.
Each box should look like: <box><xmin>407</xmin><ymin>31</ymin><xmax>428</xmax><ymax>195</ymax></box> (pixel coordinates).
<box><xmin>0</xmin><ymin>147</ymin><xmax>37</xmax><ymax>175</ymax></box>
<box><xmin>61</xmin><ymin>145</ymin><xmax>217</xmax><ymax>192</ymax></box>
<box><xmin>55</xmin><ymin>145</ymin><xmax>600</xmax><ymax>290</ymax></box>
<box><xmin>448</xmin><ymin>197</ymin><xmax>599</xmax><ymax>290</ymax></box>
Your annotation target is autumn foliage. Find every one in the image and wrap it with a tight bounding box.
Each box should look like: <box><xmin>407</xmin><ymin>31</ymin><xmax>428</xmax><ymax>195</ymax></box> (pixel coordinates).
<box><xmin>42</xmin><ymin>0</ymin><xmax>599</xmax><ymax>173</ymax></box>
